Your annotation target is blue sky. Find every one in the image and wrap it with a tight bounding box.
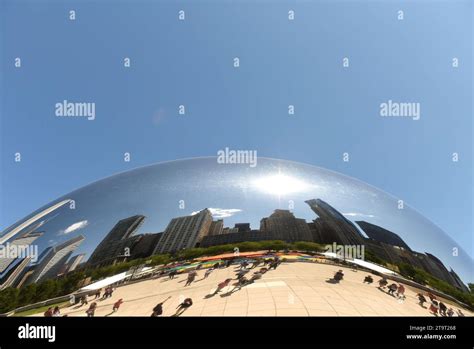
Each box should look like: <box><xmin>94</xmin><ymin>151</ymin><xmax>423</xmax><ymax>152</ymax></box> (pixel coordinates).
<box><xmin>1</xmin><ymin>0</ymin><xmax>472</xmax><ymax>258</ymax></box>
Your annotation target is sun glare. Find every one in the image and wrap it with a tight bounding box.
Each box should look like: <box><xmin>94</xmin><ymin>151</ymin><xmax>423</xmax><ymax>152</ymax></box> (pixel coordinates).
<box><xmin>252</xmin><ymin>174</ymin><xmax>309</xmax><ymax>196</ymax></box>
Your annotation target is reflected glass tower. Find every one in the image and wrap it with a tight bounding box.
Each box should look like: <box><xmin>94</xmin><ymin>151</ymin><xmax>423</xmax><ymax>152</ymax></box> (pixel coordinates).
<box><xmin>87</xmin><ymin>215</ymin><xmax>145</xmax><ymax>266</ymax></box>
<box><xmin>28</xmin><ymin>235</ymin><xmax>85</xmax><ymax>284</ymax></box>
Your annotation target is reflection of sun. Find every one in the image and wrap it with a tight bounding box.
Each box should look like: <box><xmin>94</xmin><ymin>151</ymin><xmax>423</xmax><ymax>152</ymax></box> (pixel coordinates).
<box><xmin>252</xmin><ymin>174</ymin><xmax>310</xmax><ymax>196</ymax></box>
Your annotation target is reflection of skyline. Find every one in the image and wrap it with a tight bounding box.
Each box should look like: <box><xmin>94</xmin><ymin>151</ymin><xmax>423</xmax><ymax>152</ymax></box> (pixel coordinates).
<box><xmin>81</xmin><ymin>197</ymin><xmax>469</xmax><ymax>292</ymax></box>
<box><xmin>0</xmin><ymin>158</ymin><xmax>472</xmax><ymax>284</ymax></box>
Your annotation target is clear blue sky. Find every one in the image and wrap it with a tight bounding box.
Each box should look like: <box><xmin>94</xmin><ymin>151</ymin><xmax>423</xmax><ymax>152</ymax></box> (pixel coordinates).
<box><xmin>1</xmin><ymin>0</ymin><xmax>472</xmax><ymax>258</ymax></box>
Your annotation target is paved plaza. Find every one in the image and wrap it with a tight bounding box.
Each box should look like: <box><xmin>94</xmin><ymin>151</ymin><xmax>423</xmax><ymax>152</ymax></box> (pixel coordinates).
<box><xmin>31</xmin><ymin>262</ymin><xmax>472</xmax><ymax>317</ymax></box>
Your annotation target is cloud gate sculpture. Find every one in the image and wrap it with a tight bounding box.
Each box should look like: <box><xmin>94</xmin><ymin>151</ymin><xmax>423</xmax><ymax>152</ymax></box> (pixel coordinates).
<box><xmin>1</xmin><ymin>157</ymin><xmax>472</xmax><ymax>316</ymax></box>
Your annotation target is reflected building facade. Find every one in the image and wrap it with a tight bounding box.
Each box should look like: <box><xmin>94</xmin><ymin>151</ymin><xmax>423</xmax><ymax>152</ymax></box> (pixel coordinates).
<box><xmin>305</xmin><ymin>199</ymin><xmax>364</xmax><ymax>245</ymax></box>
<box><xmin>87</xmin><ymin>215</ymin><xmax>145</xmax><ymax>267</ymax></box>
<box><xmin>28</xmin><ymin>235</ymin><xmax>85</xmax><ymax>284</ymax></box>
<box><xmin>154</xmin><ymin>209</ymin><xmax>213</xmax><ymax>254</ymax></box>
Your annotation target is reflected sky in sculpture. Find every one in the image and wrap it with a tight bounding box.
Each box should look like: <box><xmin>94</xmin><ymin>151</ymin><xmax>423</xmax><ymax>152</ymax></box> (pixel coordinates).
<box><xmin>1</xmin><ymin>157</ymin><xmax>472</xmax><ymax>283</ymax></box>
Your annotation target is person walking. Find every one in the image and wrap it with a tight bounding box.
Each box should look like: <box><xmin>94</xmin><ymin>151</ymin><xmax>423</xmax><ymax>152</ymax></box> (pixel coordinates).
<box><xmin>204</xmin><ymin>268</ymin><xmax>213</xmax><ymax>279</ymax></box>
<box><xmin>43</xmin><ymin>307</ymin><xmax>53</xmax><ymax>317</ymax></box>
<box><xmin>94</xmin><ymin>288</ymin><xmax>101</xmax><ymax>299</ymax></box>
<box><xmin>185</xmin><ymin>270</ymin><xmax>197</xmax><ymax>286</ymax></box>
<box><xmin>113</xmin><ymin>299</ymin><xmax>124</xmax><ymax>312</ymax></box>
<box><xmin>168</xmin><ymin>270</ymin><xmax>177</xmax><ymax>279</ymax></box>
<box><xmin>236</xmin><ymin>269</ymin><xmax>249</xmax><ymax>280</ymax></box>
<box><xmin>86</xmin><ymin>302</ymin><xmax>97</xmax><ymax>317</ymax></box>
<box><xmin>174</xmin><ymin>298</ymin><xmax>193</xmax><ymax>317</ymax></box>
<box><xmin>151</xmin><ymin>296</ymin><xmax>172</xmax><ymax>317</ymax></box>
<box><xmin>212</xmin><ymin>279</ymin><xmax>233</xmax><ymax>295</ymax></box>
<box><xmin>230</xmin><ymin>276</ymin><xmax>249</xmax><ymax>293</ymax></box>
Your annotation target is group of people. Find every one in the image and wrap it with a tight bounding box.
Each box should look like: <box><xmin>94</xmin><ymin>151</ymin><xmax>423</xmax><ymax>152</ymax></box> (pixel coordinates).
<box><xmin>371</xmin><ymin>276</ymin><xmax>465</xmax><ymax>317</ymax></box>
<box><xmin>147</xmin><ymin>256</ymin><xmax>283</xmax><ymax>316</ymax></box>
<box><xmin>83</xmin><ymin>297</ymin><xmax>124</xmax><ymax>317</ymax></box>
<box><xmin>377</xmin><ymin>277</ymin><xmax>405</xmax><ymax>299</ymax></box>
<box><xmin>416</xmin><ymin>292</ymin><xmax>464</xmax><ymax>317</ymax></box>
<box><xmin>211</xmin><ymin>256</ymin><xmax>282</xmax><ymax>296</ymax></box>
<box><xmin>176</xmin><ymin>256</ymin><xmax>282</xmax><ymax>292</ymax></box>
<box><xmin>43</xmin><ymin>254</ymin><xmax>470</xmax><ymax>318</ymax></box>
<box><xmin>43</xmin><ymin>306</ymin><xmax>61</xmax><ymax>317</ymax></box>
<box><xmin>43</xmin><ymin>285</ymin><xmax>122</xmax><ymax>317</ymax></box>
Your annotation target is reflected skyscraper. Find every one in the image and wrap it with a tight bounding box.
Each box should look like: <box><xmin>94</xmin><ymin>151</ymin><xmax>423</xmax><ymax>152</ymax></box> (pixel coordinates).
<box><xmin>87</xmin><ymin>215</ymin><xmax>145</xmax><ymax>266</ymax></box>
<box><xmin>28</xmin><ymin>235</ymin><xmax>84</xmax><ymax>284</ymax></box>
<box><xmin>154</xmin><ymin>209</ymin><xmax>213</xmax><ymax>254</ymax></box>
<box><xmin>260</xmin><ymin>210</ymin><xmax>312</xmax><ymax>242</ymax></box>
<box><xmin>356</xmin><ymin>221</ymin><xmax>411</xmax><ymax>250</ymax></box>
<box><xmin>305</xmin><ymin>199</ymin><xmax>364</xmax><ymax>246</ymax></box>
<box><xmin>0</xmin><ymin>199</ymin><xmax>70</xmax><ymax>244</ymax></box>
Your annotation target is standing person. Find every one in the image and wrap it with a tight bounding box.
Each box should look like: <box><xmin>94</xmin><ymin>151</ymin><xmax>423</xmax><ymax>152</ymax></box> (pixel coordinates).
<box><xmin>204</xmin><ymin>268</ymin><xmax>213</xmax><ymax>279</ymax></box>
<box><xmin>439</xmin><ymin>302</ymin><xmax>447</xmax><ymax>316</ymax></box>
<box><xmin>94</xmin><ymin>288</ymin><xmax>102</xmax><ymax>299</ymax></box>
<box><xmin>185</xmin><ymin>270</ymin><xmax>197</xmax><ymax>286</ymax></box>
<box><xmin>86</xmin><ymin>302</ymin><xmax>97</xmax><ymax>317</ymax></box>
<box><xmin>101</xmin><ymin>288</ymin><xmax>109</xmax><ymax>300</ymax></box>
<box><xmin>387</xmin><ymin>283</ymin><xmax>398</xmax><ymax>296</ymax></box>
<box><xmin>113</xmin><ymin>299</ymin><xmax>124</xmax><ymax>312</ymax></box>
<box><xmin>333</xmin><ymin>270</ymin><xmax>344</xmax><ymax>282</ymax></box>
<box><xmin>43</xmin><ymin>307</ymin><xmax>53</xmax><ymax>317</ymax></box>
<box><xmin>52</xmin><ymin>306</ymin><xmax>61</xmax><ymax>317</ymax></box>
<box><xmin>427</xmin><ymin>292</ymin><xmax>436</xmax><ymax>302</ymax></box>
<box><xmin>429</xmin><ymin>300</ymin><xmax>439</xmax><ymax>316</ymax></box>
<box><xmin>151</xmin><ymin>296</ymin><xmax>172</xmax><ymax>317</ymax></box>
<box><xmin>212</xmin><ymin>279</ymin><xmax>233</xmax><ymax>295</ymax></box>
<box><xmin>80</xmin><ymin>295</ymin><xmax>88</xmax><ymax>306</ymax></box>
<box><xmin>168</xmin><ymin>269</ymin><xmax>177</xmax><ymax>280</ymax></box>
<box><xmin>174</xmin><ymin>298</ymin><xmax>193</xmax><ymax>317</ymax></box>
<box><xmin>363</xmin><ymin>275</ymin><xmax>374</xmax><ymax>284</ymax></box>
<box><xmin>417</xmin><ymin>293</ymin><xmax>427</xmax><ymax>307</ymax></box>
<box><xmin>447</xmin><ymin>308</ymin><xmax>454</xmax><ymax>317</ymax></box>
<box><xmin>378</xmin><ymin>278</ymin><xmax>388</xmax><ymax>289</ymax></box>
<box><xmin>396</xmin><ymin>284</ymin><xmax>406</xmax><ymax>299</ymax></box>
